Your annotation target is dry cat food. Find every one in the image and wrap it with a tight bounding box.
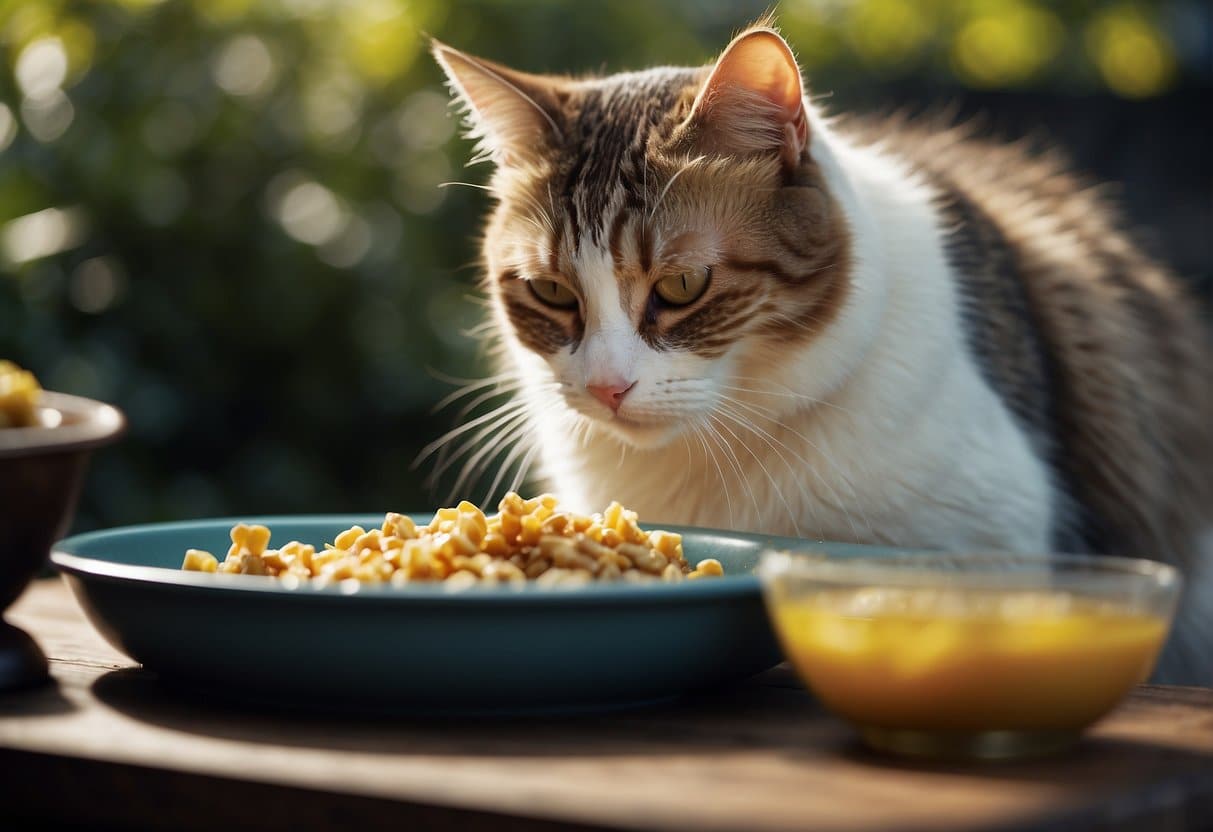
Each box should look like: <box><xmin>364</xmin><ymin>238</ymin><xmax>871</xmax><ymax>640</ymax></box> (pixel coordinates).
<box><xmin>182</xmin><ymin>492</ymin><xmax>724</xmax><ymax>587</ymax></box>
<box><xmin>0</xmin><ymin>360</ymin><xmax>41</xmax><ymax>428</ymax></box>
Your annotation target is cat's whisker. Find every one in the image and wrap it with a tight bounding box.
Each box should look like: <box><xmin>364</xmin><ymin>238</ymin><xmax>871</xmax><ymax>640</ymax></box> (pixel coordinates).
<box><xmin>453</xmin><ymin>259</ymin><xmax>487</xmax><ymax>277</ymax></box>
<box><xmin>719</xmin><ymin>384</ymin><xmax>854</xmax><ymax>418</ymax></box>
<box><xmin>708</xmin><ymin>414</ymin><xmax>781</xmax><ymax>538</ymax></box>
<box><xmin>691</xmin><ymin>420</ymin><xmax>735</xmax><ymax>529</ymax></box>
<box><xmin>438</xmin><ymin>180</ymin><xmax>495</xmax><ymax>194</ymax></box>
<box><xmin>710</xmin><ymin>409</ymin><xmax>801</xmax><ymax>537</ymax></box>
<box><xmin>717</xmin><ymin>395</ymin><xmax>873</xmax><ymax>543</ymax></box>
<box><xmin>479</xmin><ymin>441</ymin><xmax>523</xmax><ymax>506</ymax></box>
<box><xmin>507</xmin><ymin>440</ymin><xmax>544</xmax><ymax>498</ymax></box>
<box><xmin>463</xmin><ymin>293</ymin><xmax>495</xmax><ymax>310</ymax></box>
<box><xmin>447</xmin><ymin>409</ymin><xmax>534</xmax><ymax>498</ymax></box>
<box><xmin>711</xmin><ymin>388</ymin><xmax>781</xmax><ymax>418</ymax></box>
<box><xmin>437</xmin><ymin>376</ymin><xmax>559</xmax><ymax>429</ymax></box>
<box><xmin>424</xmin><ymin>400</ymin><xmax>526</xmax><ymax>463</ymax></box>
<box><xmin>431</xmin><ymin>372</ymin><xmax>524</xmax><ymax>414</ymax></box>
<box><xmin>713</xmin><ymin>405</ymin><xmax>810</xmax><ymax>538</ymax></box>
<box><xmin>483</xmin><ymin>342</ymin><xmax>513</xmax><ymax>362</ymax></box>
<box><xmin>725</xmin><ymin>377</ymin><xmax>856</xmax><ymax>418</ymax></box>
<box><xmin>480</xmin><ymin>424</ymin><xmax>538</xmax><ymax>506</ymax></box>
<box><xmin>452</xmin><ymin>381</ymin><xmax>537</xmax><ymax>422</ymax></box>
<box><xmin>715</xmin><ymin>399</ymin><xmax>820</xmax><ymax>534</ymax></box>
<box><xmin>415</xmin><ymin>398</ymin><xmax>533</xmax><ymax>468</ymax></box>
<box><xmin>427</xmin><ymin>407</ymin><xmax>532</xmax><ymax>492</ymax></box>
<box><xmin>450</xmin><ymin>430</ymin><xmax>525</xmax><ymax>504</ymax></box>
<box><xmin>704</xmin><ymin>413</ymin><xmax>762</xmax><ymax>528</ymax></box>
<box><xmin>735</xmin><ymin>399</ymin><xmax>874</xmax><ymax>544</ymax></box>
<box><xmin>677</xmin><ymin>431</ymin><xmax>695</xmax><ymax>504</ymax></box>
<box><xmin>460</xmin><ymin>318</ymin><xmax>499</xmax><ymax>339</ymax></box>
<box><xmin>427</xmin><ymin>366</ymin><xmax>516</xmax><ymax>389</ymax></box>
<box><xmin>722</xmin><ymin>394</ymin><xmax>850</xmax><ymax>480</ymax></box>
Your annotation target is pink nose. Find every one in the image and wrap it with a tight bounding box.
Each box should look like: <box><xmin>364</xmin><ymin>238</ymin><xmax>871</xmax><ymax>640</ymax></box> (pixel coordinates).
<box><xmin>586</xmin><ymin>380</ymin><xmax>636</xmax><ymax>412</ymax></box>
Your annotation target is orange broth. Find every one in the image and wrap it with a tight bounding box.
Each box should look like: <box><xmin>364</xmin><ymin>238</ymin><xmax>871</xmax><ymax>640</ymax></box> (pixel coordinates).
<box><xmin>772</xmin><ymin>588</ymin><xmax>1167</xmax><ymax>731</ymax></box>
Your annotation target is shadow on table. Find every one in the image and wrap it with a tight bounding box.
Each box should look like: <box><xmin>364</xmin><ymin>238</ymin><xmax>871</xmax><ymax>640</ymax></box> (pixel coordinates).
<box><xmin>837</xmin><ymin>735</ymin><xmax>1213</xmax><ymax>778</ymax></box>
<box><xmin>0</xmin><ymin>677</ymin><xmax>76</xmax><ymax>717</ymax></box>
<box><xmin>91</xmin><ymin>666</ymin><xmax>1213</xmax><ymax>789</ymax></box>
<box><xmin>91</xmin><ymin>664</ymin><xmax>851</xmax><ymax>755</ymax></box>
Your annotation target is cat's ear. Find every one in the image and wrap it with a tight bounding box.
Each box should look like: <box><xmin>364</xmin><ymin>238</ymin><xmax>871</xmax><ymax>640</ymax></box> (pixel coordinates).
<box><xmin>686</xmin><ymin>27</ymin><xmax>808</xmax><ymax>167</ymax></box>
<box><xmin>431</xmin><ymin>40</ymin><xmax>565</xmax><ymax>166</ymax></box>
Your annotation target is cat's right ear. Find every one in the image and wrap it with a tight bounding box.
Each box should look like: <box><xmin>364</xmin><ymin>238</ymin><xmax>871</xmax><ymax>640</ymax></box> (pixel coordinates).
<box><xmin>431</xmin><ymin>40</ymin><xmax>566</xmax><ymax>166</ymax></box>
<box><xmin>682</xmin><ymin>27</ymin><xmax>809</xmax><ymax>168</ymax></box>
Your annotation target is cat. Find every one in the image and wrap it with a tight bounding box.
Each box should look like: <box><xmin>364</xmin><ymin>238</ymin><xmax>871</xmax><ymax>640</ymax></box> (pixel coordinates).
<box><xmin>430</xmin><ymin>21</ymin><xmax>1213</xmax><ymax>683</ymax></box>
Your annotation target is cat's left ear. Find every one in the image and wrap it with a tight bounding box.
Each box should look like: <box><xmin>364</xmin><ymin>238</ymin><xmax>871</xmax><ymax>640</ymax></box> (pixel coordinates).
<box><xmin>431</xmin><ymin>40</ymin><xmax>566</xmax><ymax>166</ymax></box>
<box><xmin>686</xmin><ymin>27</ymin><xmax>808</xmax><ymax>168</ymax></box>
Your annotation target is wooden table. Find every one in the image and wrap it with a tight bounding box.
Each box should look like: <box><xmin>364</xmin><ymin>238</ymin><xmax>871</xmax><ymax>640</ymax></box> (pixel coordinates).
<box><xmin>2</xmin><ymin>579</ymin><xmax>1211</xmax><ymax>832</ymax></box>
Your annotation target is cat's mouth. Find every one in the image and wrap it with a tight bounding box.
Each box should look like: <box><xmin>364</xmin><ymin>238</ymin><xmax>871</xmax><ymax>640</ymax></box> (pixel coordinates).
<box><xmin>588</xmin><ymin>409</ymin><xmax>684</xmax><ymax>449</ymax></box>
<box><xmin>561</xmin><ymin>393</ymin><xmax>687</xmax><ymax>448</ymax></box>
<box><xmin>611</xmin><ymin>412</ymin><xmax>661</xmax><ymax>430</ymax></box>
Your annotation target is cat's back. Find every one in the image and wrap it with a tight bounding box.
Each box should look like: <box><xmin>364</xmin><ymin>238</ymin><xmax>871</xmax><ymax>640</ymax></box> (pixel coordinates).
<box><xmin>839</xmin><ymin>114</ymin><xmax>1213</xmax><ymax>564</ymax></box>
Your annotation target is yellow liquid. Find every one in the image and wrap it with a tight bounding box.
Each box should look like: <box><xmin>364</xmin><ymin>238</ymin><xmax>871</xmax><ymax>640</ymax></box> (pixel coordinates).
<box><xmin>773</xmin><ymin>588</ymin><xmax>1167</xmax><ymax>732</ymax></box>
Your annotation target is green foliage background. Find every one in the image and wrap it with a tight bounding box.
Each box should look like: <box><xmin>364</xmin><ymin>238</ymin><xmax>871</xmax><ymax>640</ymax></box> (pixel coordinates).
<box><xmin>1</xmin><ymin>0</ymin><xmax>1208</xmax><ymax>529</ymax></box>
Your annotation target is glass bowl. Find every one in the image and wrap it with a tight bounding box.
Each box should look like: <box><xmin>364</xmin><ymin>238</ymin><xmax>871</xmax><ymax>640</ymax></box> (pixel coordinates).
<box><xmin>757</xmin><ymin>550</ymin><xmax>1182</xmax><ymax>760</ymax></box>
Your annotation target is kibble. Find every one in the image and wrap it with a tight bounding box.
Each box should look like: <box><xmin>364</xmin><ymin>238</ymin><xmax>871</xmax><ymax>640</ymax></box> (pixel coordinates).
<box><xmin>182</xmin><ymin>493</ymin><xmax>725</xmax><ymax>588</ymax></box>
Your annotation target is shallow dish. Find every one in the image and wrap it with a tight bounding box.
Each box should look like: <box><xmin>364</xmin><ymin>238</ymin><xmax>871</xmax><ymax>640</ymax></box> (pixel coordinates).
<box><xmin>53</xmin><ymin>517</ymin><xmax>883</xmax><ymax>714</ymax></box>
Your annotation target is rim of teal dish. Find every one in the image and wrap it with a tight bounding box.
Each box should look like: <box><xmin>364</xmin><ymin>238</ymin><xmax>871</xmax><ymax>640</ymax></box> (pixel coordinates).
<box><xmin>52</xmin><ymin>516</ymin><xmax>862</xmax><ymax>605</ymax></box>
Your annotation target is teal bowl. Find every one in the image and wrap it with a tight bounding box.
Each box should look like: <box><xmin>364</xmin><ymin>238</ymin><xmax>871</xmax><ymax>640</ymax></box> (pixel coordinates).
<box><xmin>52</xmin><ymin>516</ymin><xmax>886</xmax><ymax>714</ymax></box>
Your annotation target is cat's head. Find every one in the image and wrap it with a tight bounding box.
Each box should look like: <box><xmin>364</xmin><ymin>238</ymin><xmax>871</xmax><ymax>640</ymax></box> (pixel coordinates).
<box><xmin>434</xmin><ymin>24</ymin><xmax>854</xmax><ymax>449</ymax></box>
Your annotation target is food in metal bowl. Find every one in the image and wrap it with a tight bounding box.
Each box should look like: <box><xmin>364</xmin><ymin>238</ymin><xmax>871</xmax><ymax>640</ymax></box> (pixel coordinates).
<box><xmin>0</xmin><ymin>361</ymin><xmax>41</xmax><ymax>429</ymax></box>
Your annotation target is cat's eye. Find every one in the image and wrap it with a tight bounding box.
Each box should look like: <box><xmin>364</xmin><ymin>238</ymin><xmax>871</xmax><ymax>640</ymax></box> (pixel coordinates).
<box><xmin>529</xmin><ymin>279</ymin><xmax>578</xmax><ymax>309</ymax></box>
<box><xmin>654</xmin><ymin>267</ymin><xmax>711</xmax><ymax>306</ymax></box>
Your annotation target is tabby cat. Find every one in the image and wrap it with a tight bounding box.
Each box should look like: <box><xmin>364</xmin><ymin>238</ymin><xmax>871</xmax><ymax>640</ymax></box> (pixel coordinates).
<box><xmin>430</xmin><ymin>22</ymin><xmax>1212</xmax><ymax>682</ymax></box>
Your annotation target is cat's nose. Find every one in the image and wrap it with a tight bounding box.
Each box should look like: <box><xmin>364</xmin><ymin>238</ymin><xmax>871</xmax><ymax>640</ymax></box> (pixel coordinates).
<box><xmin>586</xmin><ymin>380</ymin><xmax>636</xmax><ymax>412</ymax></box>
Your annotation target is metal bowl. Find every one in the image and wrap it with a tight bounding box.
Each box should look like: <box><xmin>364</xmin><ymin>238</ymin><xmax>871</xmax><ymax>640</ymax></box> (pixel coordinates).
<box><xmin>0</xmin><ymin>391</ymin><xmax>125</xmax><ymax>691</ymax></box>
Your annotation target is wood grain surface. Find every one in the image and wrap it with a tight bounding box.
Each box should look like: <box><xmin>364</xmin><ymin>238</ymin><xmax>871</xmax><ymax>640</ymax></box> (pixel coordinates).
<box><xmin>1</xmin><ymin>578</ymin><xmax>1211</xmax><ymax>832</ymax></box>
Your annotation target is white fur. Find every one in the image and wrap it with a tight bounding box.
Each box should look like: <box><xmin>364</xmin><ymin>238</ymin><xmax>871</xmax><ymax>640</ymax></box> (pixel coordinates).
<box><xmin>576</xmin><ymin>241</ymin><xmax>645</xmax><ymax>391</ymax></box>
<box><xmin>498</xmin><ymin>105</ymin><xmax>1056</xmax><ymax>553</ymax></box>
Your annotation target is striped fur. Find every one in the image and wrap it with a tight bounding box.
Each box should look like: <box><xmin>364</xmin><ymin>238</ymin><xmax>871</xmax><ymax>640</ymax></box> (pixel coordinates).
<box><xmin>433</xmin><ymin>27</ymin><xmax>1213</xmax><ymax>683</ymax></box>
